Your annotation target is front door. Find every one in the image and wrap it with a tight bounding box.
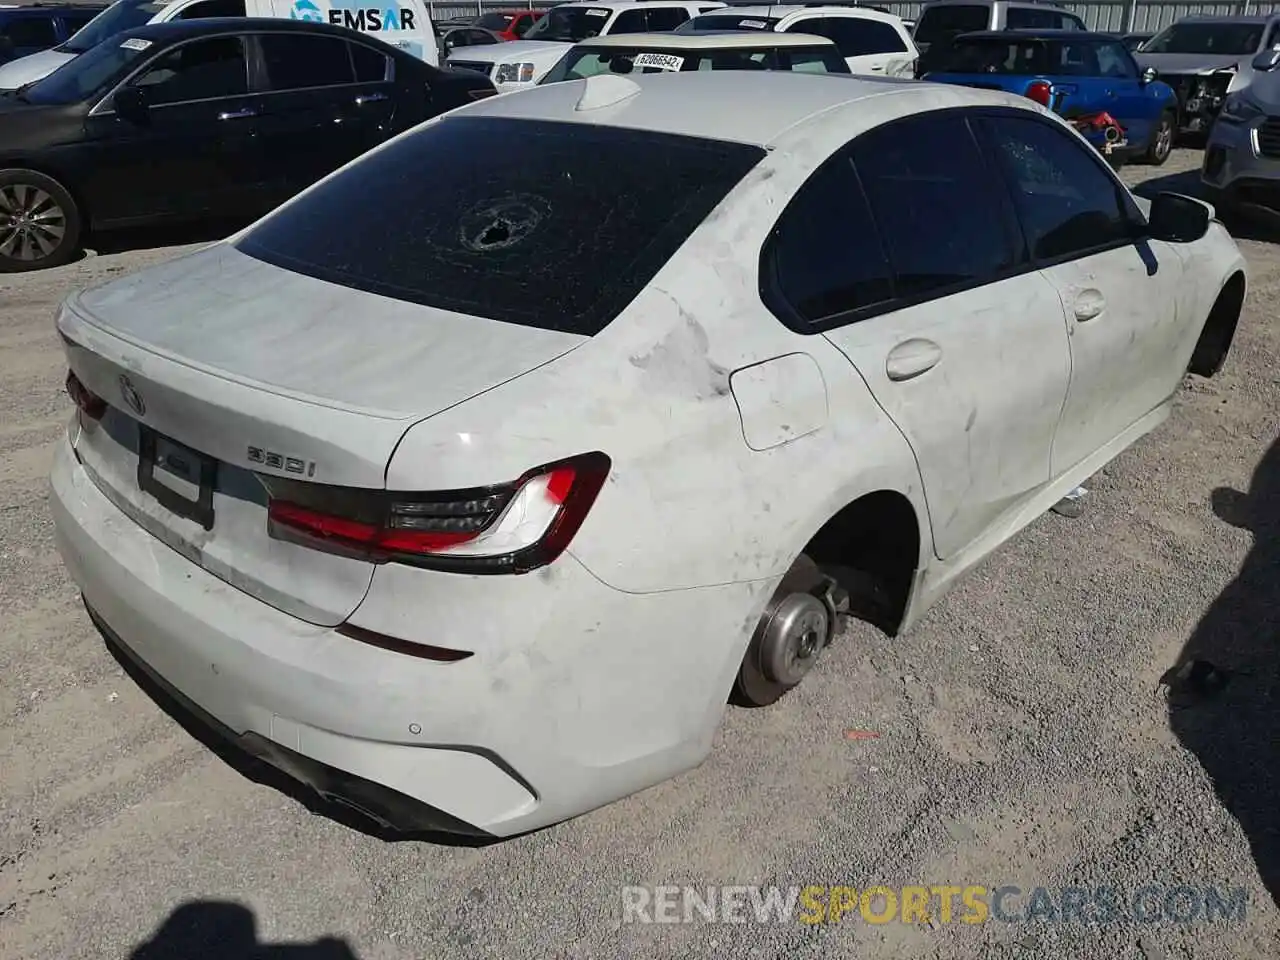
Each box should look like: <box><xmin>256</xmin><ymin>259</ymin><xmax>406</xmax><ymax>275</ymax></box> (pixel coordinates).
<box><xmin>251</xmin><ymin>32</ymin><xmax>397</xmax><ymax>206</ymax></box>
<box><xmin>81</xmin><ymin>35</ymin><xmax>266</xmax><ymax>226</ymax></box>
<box><xmin>768</xmin><ymin>112</ymin><xmax>1072</xmax><ymax>560</ymax></box>
<box><xmin>975</xmin><ymin>112</ymin><xmax>1185</xmax><ymax>478</ymax></box>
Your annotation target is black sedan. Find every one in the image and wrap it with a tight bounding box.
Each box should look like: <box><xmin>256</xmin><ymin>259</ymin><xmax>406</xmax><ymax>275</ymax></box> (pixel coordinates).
<box><xmin>0</xmin><ymin>18</ymin><xmax>496</xmax><ymax>271</ymax></box>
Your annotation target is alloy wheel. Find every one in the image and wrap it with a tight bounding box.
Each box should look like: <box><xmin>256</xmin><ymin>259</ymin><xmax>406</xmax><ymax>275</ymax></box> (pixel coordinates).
<box><xmin>0</xmin><ymin>182</ymin><xmax>67</xmax><ymax>264</ymax></box>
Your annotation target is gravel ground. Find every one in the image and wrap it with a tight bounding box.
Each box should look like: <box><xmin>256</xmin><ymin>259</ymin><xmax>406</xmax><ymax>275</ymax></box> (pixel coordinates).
<box><xmin>2</xmin><ymin>148</ymin><xmax>1279</xmax><ymax>960</ymax></box>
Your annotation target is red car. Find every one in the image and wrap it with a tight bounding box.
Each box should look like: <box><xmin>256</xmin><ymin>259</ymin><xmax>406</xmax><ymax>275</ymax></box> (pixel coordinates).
<box><xmin>474</xmin><ymin>9</ymin><xmax>546</xmax><ymax>40</ymax></box>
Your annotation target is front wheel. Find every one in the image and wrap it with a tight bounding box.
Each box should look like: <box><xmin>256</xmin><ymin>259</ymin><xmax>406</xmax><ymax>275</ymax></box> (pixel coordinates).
<box><xmin>0</xmin><ymin>168</ymin><xmax>82</xmax><ymax>273</ymax></box>
<box><xmin>1143</xmin><ymin>110</ymin><xmax>1176</xmax><ymax>166</ymax></box>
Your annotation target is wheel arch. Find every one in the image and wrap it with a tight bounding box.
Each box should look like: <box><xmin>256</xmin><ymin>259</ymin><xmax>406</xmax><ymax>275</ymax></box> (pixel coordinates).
<box><xmin>1189</xmin><ymin>268</ymin><xmax>1246</xmax><ymax>378</ymax></box>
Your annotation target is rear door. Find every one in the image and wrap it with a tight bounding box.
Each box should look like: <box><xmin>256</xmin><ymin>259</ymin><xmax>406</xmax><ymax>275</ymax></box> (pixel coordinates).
<box><xmin>974</xmin><ymin>111</ymin><xmax>1184</xmax><ymax>478</ymax></box>
<box><xmin>81</xmin><ymin>35</ymin><xmax>266</xmax><ymax>225</ymax></box>
<box><xmin>251</xmin><ymin>31</ymin><xmax>397</xmax><ymax>205</ymax></box>
<box><xmin>776</xmin><ymin>111</ymin><xmax>1072</xmax><ymax>560</ymax></box>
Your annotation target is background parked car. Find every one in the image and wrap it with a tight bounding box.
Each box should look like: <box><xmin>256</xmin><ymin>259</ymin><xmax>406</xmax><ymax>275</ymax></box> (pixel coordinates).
<box><xmin>0</xmin><ymin>2</ymin><xmax>104</xmax><ymax>64</ymax></box>
<box><xmin>445</xmin><ymin>0</ymin><xmax>722</xmax><ymax>90</ymax></box>
<box><xmin>678</xmin><ymin>4</ymin><xmax>917</xmax><ymax>77</ymax></box>
<box><xmin>474</xmin><ymin>9</ymin><xmax>546</xmax><ymax>40</ymax></box>
<box><xmin>1202</xmin><ymin>47</ymin><xmax>1280</xmax><ymax>212</ymax></box>
<box><xmin>913</xmin><ymin>0</ymin><xmax>1085</xmax><ymax>74</ymax></box>
<box><xmin>437</xmin><ymin>24</ymin><xmax>504</xmax><ymax>62</ymax></box>
<box><xmin>1137</xmin><ymin>14</ymin><xmax>1280</xmax><ymax>134</ymax></box>
<box><xmin>922</xmin><ymin>30</ymin><xmax>1178</xmax><ymax>167</ymax></box>
<box><xmin>537</xmin><ymin>30</ymin><xmax>851</xmax><ymax>82</ymax></box>
<box><xmin>0</xmin><ymin>17</ymin><xmax>495</xmax><ymax>271</ymax></box>
<box><xmin>0</xmin><ymin>0</ymin><xmax>441</xmax><ymax>91</ymax></box>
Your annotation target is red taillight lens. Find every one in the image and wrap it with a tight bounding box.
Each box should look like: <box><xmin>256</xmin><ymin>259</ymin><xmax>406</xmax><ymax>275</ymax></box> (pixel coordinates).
<box><xmin>65</xmin><ymin>370</ymin><xmax>106</xmax><ymax>420</ymax></box>
<box><xmin>1026</xmin><ymin>80</ymin><xmax>1053</xmax><ymax>107</ymax></box>
<box><xmin>264</xmin><ymin>452</ymin><xmax>611</xmax><ymax>575</ymax></box>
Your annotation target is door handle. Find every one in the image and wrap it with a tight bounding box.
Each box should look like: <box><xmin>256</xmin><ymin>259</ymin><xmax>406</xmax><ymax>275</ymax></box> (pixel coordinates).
<box><xmin>1073</xmin><ymin>290</ymin><xmax>1106</xmax><ymax>322</ymax></box>
<box><xmin>217</xmin><ymin>107</ymin><xmax>259</xmax><ymax>120</ymax></box>
<box><xmin>354</xmin><ymin>92</ymin><xmax>390</xmax><ymax>106</ymax></box>
<box><xmin>886</xmin><ymin>338</ymin><xmax>942</xmax><ymax>382</ymax></box>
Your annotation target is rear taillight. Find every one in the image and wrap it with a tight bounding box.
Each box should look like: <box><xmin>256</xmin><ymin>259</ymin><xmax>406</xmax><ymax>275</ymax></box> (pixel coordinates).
<box><xmin>263</xmin><ymin>452</ymin><xmax>610</xmax><ymax>575</ymax></box>
<box><xmin>1026</xmin><ymin>80</ymin><xmax>1053</xmax><ymax>107</ymax></box>
<box><xmin>65</xmin><ymin>370</ymin><xmax>106</xmax><ymax>420</ymax></box>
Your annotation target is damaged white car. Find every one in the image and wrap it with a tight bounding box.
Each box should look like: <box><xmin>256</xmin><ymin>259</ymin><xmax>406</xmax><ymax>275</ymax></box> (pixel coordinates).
<box><xmin>51</xmin><ymin>72</ymin><xmax>1246</xmax><ymax>839</ymax></box>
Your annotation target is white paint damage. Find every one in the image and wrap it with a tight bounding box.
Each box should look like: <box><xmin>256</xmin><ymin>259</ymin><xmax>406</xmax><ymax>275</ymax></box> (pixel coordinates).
<box><xmin>49</xmin><ymin>72</ymin><xmax>1248</xmax><ymax>837</ymax></box>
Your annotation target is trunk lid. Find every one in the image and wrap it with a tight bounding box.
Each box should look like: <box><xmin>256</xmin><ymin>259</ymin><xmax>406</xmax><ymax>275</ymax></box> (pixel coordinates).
<box><xmin>60</xmin><ymin>242</ymin><xmax>585</xmax><ymax>625</ymax></box>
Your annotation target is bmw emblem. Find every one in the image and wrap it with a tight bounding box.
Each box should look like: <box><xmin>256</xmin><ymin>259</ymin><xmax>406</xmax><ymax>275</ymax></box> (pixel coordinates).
<box><xmin>119</xmin><ymin>375</ymin><xmax>146</xmax><ymax>417</ymax></box>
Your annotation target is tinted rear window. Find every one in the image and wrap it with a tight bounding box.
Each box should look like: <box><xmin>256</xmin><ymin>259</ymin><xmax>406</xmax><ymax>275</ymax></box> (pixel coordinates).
<box><xmin>235</xmin><ymin>117</ymin><xmax>764</xmax><ymax>335</ymax></box>
<box><xmin>914</xmin><ymin>4</ymin><xmax>989</xmax><ymax>43</ymax></box>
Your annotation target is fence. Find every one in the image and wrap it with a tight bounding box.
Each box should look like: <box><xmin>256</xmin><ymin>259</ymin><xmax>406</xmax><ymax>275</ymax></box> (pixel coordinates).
<box><xmin>427</xmin><ymin>0</ymin><xmax>1280</xmax><ymax>33</ymax></box>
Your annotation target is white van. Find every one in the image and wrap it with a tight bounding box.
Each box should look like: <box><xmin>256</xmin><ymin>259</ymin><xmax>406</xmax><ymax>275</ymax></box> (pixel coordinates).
<box><xmin>0</xmin><ymin>0</ymin><xmax>438</xmax><ymax>89</ymax></box>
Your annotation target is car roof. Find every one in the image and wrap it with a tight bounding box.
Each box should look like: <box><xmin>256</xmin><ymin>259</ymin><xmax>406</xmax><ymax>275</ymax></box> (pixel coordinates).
<box><xmin>954</xmin><ymin>29</ymin><xmax>1121</xmax><ymax>40</ymax></box>
<box><xmin>555</xmin><ymin>1</ymin><xmax>710</xmax><ymax>8</ymax></box>
<box><xmin>1166</xmin><ymin>14</ymin><xmax>1272</xmax><ymax>24</ymax></box>
<box><xmin>575</xmin><ymin>30</ymin><xmax>836</xmax><ymax>47</ymax></box>
<box><xmin>919</xmin><ymin>0</ymin><xmax>1065</xmax><ymax>6</ymax></box>
<box><xmin>704</xmin><ymin>4</ymin><xmax>900</xmax><ymax>21</ymax></box>
<box><xmin>452</xmin><ymin>69</ymin><xmax>1032</xmax><ymax>146</ymax></box>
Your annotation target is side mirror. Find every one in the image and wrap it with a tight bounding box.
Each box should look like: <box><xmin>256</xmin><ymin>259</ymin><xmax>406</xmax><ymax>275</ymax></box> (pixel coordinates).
<box><xmin>113</xmin><ymin>86</ymin><xmax>150</xmax><ymax>124</ymax></box>
<box><xmin>1148</xmin><ymin>191</ymin><xmax>1210</xmax><ymax>243</ymax></box>
<box><xmin>1141</xmin><ymin>65</ymin><xmax>1158</xmax><ymax>84</ymax></box>
<box><xmin>1251</xmin><ymin>47</ymin><xmax>1280</xmax><ymax>72</ymax></box>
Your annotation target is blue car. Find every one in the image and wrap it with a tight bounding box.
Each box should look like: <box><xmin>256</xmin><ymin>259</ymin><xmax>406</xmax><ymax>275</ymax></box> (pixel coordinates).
<box><xmin>922</xmin><ymin>30</ymin><xmax>1179</xmax><ymax>166</ymax></box>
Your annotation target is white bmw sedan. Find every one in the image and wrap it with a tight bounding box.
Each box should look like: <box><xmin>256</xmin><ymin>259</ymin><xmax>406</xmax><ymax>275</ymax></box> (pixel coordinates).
<box><xmin>51</xmin><ymin>71</ymin><xmax>1247</xmax><ymax>839</ymax></box>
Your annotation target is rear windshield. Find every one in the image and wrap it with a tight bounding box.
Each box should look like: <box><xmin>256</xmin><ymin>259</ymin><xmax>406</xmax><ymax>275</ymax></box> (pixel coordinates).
<box><xmin>682</xmin><ymin>14</ymin><xmax>781</xmax><ymax>31</ymax></box>
<box><xmin>1142</xmin><ymin>21</ymin><xmax>1264</xmax><ymax>55</ymax></box>
<box><xmin>540</xmin><ymin>43</ymin><xmax>847</xmax><ymax>81</ymax></box>
<box><xmin>235</xmin><ymin>117</ymin><xmax>765</xmax><ymax>335</ymax></box>
<box><xmin>913</xmin><ymin>4</ymin><xmax>988</xmax><ymax>43</ymax></box>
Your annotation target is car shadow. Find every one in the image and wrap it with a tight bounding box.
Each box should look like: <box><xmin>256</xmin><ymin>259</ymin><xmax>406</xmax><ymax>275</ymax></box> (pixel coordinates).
<box><xmin>1166</xmin><ymin>433</ymin><xmax>1280</xmax><ymax>911</ymax></box>
<box><xmin>1130</xmin><ymin>168</ymin><xmax>1280</xmax><ymax>243</ymax></box>
<box><xmin>94</xmin><ymin>618</ymin><xmax>497</xmax><ymax>849</ymax></box>
<box><xmin>130</xmin><ymin>901</ymin><xmax>360</xmax><ymax>959</ymax></box>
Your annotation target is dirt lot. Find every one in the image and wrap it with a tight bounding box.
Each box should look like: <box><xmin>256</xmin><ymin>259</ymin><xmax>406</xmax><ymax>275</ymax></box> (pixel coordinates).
<box><xmin>2</xmin><ymin>150</ymin><xmax>1279</xmax><ymax>960</ymax></box>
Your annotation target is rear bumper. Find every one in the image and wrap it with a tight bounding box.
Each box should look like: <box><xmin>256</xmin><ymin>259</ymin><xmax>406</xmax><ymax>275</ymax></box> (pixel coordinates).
<box><xmin>51</xmin><ymin>437</ymin><xmax>765</xmax><ymax>837</ymax></box>
<box><xmin>1202</xmin><ymin>116</ymin><xmax>1280</xmax><ymax>206</ymax></box>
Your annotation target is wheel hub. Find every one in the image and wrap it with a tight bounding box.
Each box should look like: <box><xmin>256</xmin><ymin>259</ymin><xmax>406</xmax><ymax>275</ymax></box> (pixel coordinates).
<box><xmin>759</xmin><ymin>592</ymin><xmax>831</xmax><ymax>687</ymax></box>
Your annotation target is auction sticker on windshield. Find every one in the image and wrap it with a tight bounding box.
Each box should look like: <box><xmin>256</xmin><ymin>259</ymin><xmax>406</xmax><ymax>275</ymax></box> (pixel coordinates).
<box><xmin>586</xmin><ymin>8</ymin><xmax>609</xmax><ymax>15</ymax></box>
<box><xmin>739</xmin><ymin>19</ymin><xmax>767</xmax><ymax>28</ymax></box>
<box><xmin>633</xmin><ymin>52</ymin><xmax>685</xmax><ymax>71</ymax></box>
<box><xmin>120</xmin><ymin>38</ymin><xmax>153</xmax><ymax>51</ymax></box>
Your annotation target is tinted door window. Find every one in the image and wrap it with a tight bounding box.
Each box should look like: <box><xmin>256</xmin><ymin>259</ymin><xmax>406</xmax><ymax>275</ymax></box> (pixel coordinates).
<box><xmin>852</xmin><ymin>114</ymin><xmax>1017</xmax><ymax>300</ymax></box>
<box><xmin>645</xmin><ymin>8</ymin><xmax>690</xmax><ymax>31</ymax></box>
<box><xmin>129</xmin><ymin>36</ymin><xmax>249</xmax><ymax>105</ymax></box>
<box><xmin>1094</xmin><ymin>40</ymin><xmax>1137</xmax><ymax>77</ymax></box>
<box><xmin>1005</xmin><ymin>7</ymin><xmax>1057</xmax><ymax>29</ymax></box>
<box><xmin>978</xmin><ymin>114</ymin><xmax>1137</xmax><ymax>261</ymax></box>
<box><xmin>175</xmin><ymin>0</ymin><xmax>246</xmax><ymax>18</ymax></box>
<box><xmin>609</xmin><ymin>9</ymin><xmax>650</xmax><ymax>33</ymax></box>
<box><xmin>64</xmin><ymin>11</ymin><xmax>99</xmax><ymax>33</ymax></box>
<box><xmin>768</xmin><ymin>153</ymin><xmax>893</xmax><ymax>324</ymax></box>
<box><xmin>1057</xmin><ymin>12</ymin><xmax>1086</xmax><ymax>29</ymax></box>
<box><xmin>351</xmin><ymin>41</ymin><xmax>391</xmax><ymax>81</ymax></box>
<box><xmin>260</xmin><ymin>34</ymin><xmax>355</xmax><ymax>89</ymax></box>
